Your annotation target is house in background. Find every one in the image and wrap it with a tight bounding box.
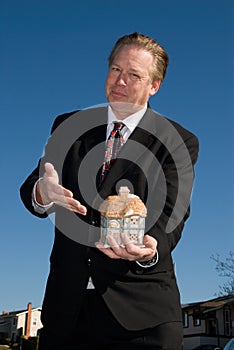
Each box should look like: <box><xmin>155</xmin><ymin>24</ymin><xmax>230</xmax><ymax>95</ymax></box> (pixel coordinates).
<box><xmin>182</xmin><ymin>294</ymin><xmax>234</xmax><ymax>350</ymax></box>
<box><xmin>0</xmin><ymin>295</ymin><xmax>233</xmax><ymax>348</ymax></box>
<box><xmin>0</xmin><ymin>303</ymin><xmax>42</xmax><ymax>342</ymax></box>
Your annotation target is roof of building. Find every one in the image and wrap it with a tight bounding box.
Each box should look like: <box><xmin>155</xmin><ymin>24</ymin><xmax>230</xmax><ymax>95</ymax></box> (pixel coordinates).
<box><xmin>1</xmin><ymin>307</ymin><xmax>41</xmax><ymax>318</ymax></box>
<box><xmin>182</xmin><ymin>294</ymin><xmax>234</xmax><ymax>313</ymax></box>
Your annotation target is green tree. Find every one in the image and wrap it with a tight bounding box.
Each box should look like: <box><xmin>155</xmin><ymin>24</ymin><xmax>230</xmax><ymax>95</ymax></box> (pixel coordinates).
<box><xmin>211</xmin><ymin>250</ymin><xmax>234</xmax><ymax>296</ymax></box>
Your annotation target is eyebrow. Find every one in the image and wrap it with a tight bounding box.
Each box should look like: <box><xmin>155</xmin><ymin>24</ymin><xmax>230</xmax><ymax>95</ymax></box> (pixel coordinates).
<box><xmin>111</xmin><ymin>63</ymin><xmax>145</xmax><ymax>75</ymax></box>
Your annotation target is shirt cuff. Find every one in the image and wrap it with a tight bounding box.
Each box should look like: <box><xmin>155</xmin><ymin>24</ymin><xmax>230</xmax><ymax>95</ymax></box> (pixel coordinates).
<box><xmin>136</xmin><ymin>251</ymin><xmax>159</xmax><ymax>268</ymax></box>
<box><xmin>32</xmin><ymin>178</ymin><xmax>54</xmax><ymax>214</ymax></box>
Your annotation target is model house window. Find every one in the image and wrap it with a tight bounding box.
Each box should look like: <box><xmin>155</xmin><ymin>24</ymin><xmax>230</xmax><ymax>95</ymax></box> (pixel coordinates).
<box><xmin>183</xmin><ymin>311</ymin><xmax>189</xmax><ymax>328</ymax></box>
<box><xmin>33</xmin><ymin>318</ymin><xmax>37</xmax><ymax>326</ymax></box>
<box><xmin>12</xmin><ymin>317</ymin><xmax>17</xmax><ymax>326</ymax></box>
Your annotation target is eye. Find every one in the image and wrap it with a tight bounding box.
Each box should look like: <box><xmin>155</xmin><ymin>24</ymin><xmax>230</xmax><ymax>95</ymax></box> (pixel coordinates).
<box><xmin>111</xmin><ymin>66</ymin><xmax>121</xmax><ymax>73</ymax></box>
<box><xmin>129</xmin><ymin>73</ymin><xmax>141</xmax><ymax>80</ymax></box>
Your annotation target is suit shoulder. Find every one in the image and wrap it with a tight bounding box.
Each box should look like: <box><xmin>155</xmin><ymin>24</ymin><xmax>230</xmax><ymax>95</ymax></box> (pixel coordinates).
<box><xmin>164</xmin><ymin>116</ymin><xmax>199</xmax><ymax>163</ymax></box>
<box><xmin>166</xmin><ymin>116</ymin><xmax>198</xmax><ymax>142</ymax></box>
<box><xmin>149</xmin><ymin>111</ymin><xmax>199</xmax><ymax>162</ymax></box>
<box><xmin>151</xmin><ymin>111</ymin><xmax>198</xmax><ymax>143</ymax></box>
<box><xmin>51</xmin><ymin>110</ymin><xmax>80</xmax><ymax>133</ymax></box>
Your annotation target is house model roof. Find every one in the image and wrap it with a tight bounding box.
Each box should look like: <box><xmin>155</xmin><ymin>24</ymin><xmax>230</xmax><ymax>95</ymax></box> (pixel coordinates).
<box><xmin>99</xmin><ymin>186</ymin><xmax>147</xmax><ymax>218</ymax></box>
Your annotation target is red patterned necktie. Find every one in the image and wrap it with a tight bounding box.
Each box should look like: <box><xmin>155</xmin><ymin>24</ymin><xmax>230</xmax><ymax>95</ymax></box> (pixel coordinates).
<box><xmin>99</xmin><ymin>122</ymin><xmax>125</xmax><ymax>184</ymax></box>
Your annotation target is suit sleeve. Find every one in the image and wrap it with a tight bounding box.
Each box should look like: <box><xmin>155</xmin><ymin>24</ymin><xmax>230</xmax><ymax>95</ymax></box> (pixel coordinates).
<box><xmin>146</xmin><ymin>133</ymin><xmax>199</xmax><ymax>266</ymax></box>
<box><xmin>166</xmin><ymin>134</ymin><xmax>199</xmax><ymax>251</ymax></box>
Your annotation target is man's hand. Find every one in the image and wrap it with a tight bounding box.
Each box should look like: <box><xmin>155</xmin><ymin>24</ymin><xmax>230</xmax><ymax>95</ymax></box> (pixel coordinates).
<box><xmin>36</xmin><ymin>162</ymin><xmax>87</xmax><ymax>215</ymax></box>
<box><xmin>96</xmin><ymin>234</ymin><xmax>157</xmax><ymax>262</ymax></box>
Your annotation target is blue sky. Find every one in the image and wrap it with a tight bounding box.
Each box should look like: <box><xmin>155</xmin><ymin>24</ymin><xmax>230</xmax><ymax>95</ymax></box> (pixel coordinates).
<box><xmin>1</xmin><ymin>0</ymin><xmax>233</xmax><ymax>312</ymax></box>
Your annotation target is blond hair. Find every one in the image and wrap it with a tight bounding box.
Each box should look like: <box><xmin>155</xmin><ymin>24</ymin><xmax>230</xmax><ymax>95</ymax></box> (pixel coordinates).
<box><xmin>108</xmin><ymin>32</ymin><xmax>169</xmax><ymax>82</ymax></box>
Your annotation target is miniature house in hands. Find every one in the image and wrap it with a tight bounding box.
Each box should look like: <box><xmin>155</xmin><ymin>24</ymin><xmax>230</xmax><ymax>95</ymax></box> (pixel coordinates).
<box><xmin>99</xmin><ymin>186</ymin><xmax>147</xmax><ymax>247</ymax></box>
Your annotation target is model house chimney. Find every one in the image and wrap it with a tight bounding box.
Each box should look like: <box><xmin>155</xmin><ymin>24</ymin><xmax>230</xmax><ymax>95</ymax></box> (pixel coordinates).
<box><xmin>25</xmin><ymin>302</ymin><xmax>32</xmax><ymax>339</ymax></box>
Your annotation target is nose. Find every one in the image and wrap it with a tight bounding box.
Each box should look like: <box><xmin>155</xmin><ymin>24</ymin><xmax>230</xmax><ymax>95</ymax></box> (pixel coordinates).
<box><xmin>115</xmin><ymin>72</ymin><xmax>127</xmax><ymax>86</ymax></box>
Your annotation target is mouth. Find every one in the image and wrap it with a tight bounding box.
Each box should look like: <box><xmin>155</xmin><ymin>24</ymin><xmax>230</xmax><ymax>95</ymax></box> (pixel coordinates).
<box><xmin>111</xmin><ymin>89</ymin><xmax>127</xmax><ymax>98</ymax></box>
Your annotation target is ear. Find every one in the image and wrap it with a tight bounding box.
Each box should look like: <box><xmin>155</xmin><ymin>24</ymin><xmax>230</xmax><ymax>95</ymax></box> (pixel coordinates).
<box><xmin>149</xmin><ymin>79</ymin><xmax>161</xmax><ymax>96</ymax></box>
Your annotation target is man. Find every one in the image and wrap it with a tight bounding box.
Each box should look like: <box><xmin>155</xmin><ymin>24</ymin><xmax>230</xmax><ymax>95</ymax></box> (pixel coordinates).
<box><xmin>20</xmin><ymin>33</ymin><xmax>199</xmax><ymax>349</ymax></box>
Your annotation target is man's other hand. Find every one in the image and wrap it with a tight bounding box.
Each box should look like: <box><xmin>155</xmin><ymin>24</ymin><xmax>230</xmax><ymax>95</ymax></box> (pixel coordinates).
<box><xmin>36</xmin><ymin>162</ymin><xmax>87</xmax><ymax>215</ymax></box>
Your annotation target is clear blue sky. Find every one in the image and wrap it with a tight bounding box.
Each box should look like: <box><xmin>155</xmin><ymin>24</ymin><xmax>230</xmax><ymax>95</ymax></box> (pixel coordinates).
<box><xmin>1</xmin><ymin>0</ymin><xmax>233</xmax><ymax>312</ymax></box>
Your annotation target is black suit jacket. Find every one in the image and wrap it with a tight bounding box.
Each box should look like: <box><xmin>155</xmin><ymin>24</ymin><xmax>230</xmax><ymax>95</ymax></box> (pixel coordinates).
<box><xmin>20</xmin><ymin>106</ymin><xmax>199</xmax><ymax>334</ymax></box>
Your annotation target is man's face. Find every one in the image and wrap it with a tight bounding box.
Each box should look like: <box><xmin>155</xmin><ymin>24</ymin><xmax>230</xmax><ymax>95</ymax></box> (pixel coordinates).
<box><xmin>105</xmin><ymin>45</ymin><xmax>160</xmax><ymax>119</ymax></box>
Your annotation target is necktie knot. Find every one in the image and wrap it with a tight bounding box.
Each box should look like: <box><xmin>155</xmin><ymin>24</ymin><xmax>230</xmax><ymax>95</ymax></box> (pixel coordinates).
<box><xmin>111</xmin><ymin>122</ymin><xmax>124</xmax><ymax>136</ymax></box>
<box><xmin>114</xmin><ymin>122</ymin><xmax>124</xmax><ymax>130</ymax></box>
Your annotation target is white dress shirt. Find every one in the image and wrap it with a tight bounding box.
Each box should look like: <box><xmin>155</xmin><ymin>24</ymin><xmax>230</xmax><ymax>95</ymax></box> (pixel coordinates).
<box><xmin>106</xmin><ymin>104</ymin><xmax>147</xmax><ymax>141</ymax></box>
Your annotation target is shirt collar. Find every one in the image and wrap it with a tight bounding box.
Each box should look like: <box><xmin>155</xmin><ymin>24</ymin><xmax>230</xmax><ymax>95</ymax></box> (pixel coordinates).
<box><xmin>108</xmin><ymin>104</ymin><xmax>147</xmax><ymax>133</ymax></box>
